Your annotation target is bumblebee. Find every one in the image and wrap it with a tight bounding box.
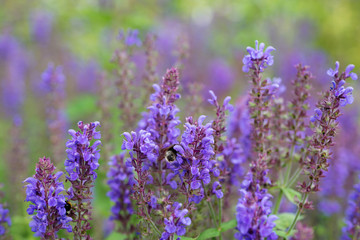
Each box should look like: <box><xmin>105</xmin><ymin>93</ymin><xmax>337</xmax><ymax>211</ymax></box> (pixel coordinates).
<box><xmin>159</xmin><ymin>144</ymin><xmax>183</xmax><ymax>163</ymax></box>
<box><xmin>165</xmin><ymin>147</ymin><xmax>177</xmax><ymax>163</ymax></box>
<box><xmin>65</xmin><ymin>200</ymin><xmax>72</xmax><ymax>214</ymax></box>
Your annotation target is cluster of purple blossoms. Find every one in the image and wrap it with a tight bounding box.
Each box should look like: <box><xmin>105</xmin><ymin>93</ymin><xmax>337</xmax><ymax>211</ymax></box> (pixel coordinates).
<box><xmin>235</xmin><ymin>157</ymin><xmax>278</xmax><ymax>240</ymax></box>
<box><xmin>107</xmin><ymin>153</ymin><xmax>135</xmax><ymax>222</ymax></box>
<box><xmin>341</xmin><ymin>175</ymin><xmax>360</xmax><ymax>240</ymax></box>
<box><xmin>242</xmin><ymin>40</ymin><xmax>275</xmax><ymax>73</ymax></box>
<box><xmin>171</xmin><ymin>116</ymin><xmax>220</xmax><ymax>202</ymax></box>
<box><xmin>65</xmin><ymin>121</ymin><xmax>101</xmax><ymax>180</ymax></box>
<box><xmin>161</xmin><ymin>202</ymin><xmax>191</xmax><ymax>240</ymax></box>
<box><xmin>23</xmin><ymin>157</ymin><xmax>72</xmax><ymax>238</ymax></box>
<box><xmin>122</xmin><ymin>130</ymin><xmax>158</xmax><ymax>168</ymax></box>
<box><xmin>118</xmin><ymin>29</ymin><xmax>142</xmax><ymax>47</ymax></box>
<box><xmin>310</xmin><ymin>62</ymin><xmax>358</xmax><ymax>122</ymax></box>
<box><xmin>0</xmin><ymin>203</ymin><xmax>11</xmax><ymax>236</ymax></box>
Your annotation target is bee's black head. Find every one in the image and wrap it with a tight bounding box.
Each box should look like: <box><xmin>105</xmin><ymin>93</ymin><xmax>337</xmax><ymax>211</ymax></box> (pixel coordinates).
<box><xmin>165</xmin><ymin>148</ymin><xmax>177</xmax><ymax>163</ymax></box>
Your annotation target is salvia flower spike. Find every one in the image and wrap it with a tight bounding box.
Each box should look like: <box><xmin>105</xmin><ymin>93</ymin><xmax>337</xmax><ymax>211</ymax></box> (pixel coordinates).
<box><xmin>64</xmin><ymin>121</ymin><xmax>101</xmax><ymax>239</ymax></box>
<box><xmin>23</xmin><ymin>157</ymin><xmax>72</xmax><ymax>238</ymax></box>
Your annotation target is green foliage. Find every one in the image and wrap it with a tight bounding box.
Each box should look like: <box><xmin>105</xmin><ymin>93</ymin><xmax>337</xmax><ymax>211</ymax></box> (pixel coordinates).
<box><xmin>281</xmin><ymin>186</ymin><xmax>302</xmax><ymax>205</ymax></box>
<box><xmin>274</xmin><ymin>213</ymin><xmax>303</xmax><ymax>239</ymax></box>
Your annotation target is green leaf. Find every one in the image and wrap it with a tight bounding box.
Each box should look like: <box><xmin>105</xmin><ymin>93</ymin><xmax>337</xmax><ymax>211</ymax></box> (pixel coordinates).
<box><xmin>220</xmin><ymin>219</ymin><xmax>237</xmax><ymax>232</ymax></box>
<box><xmin>174</xmin><ymin>235</ymin><xmax>196</xmax><ymax>240</ymax></box>
<box><xmin>274</xmin><ymin>213</ymin><xmax>300</xmax><ymax>239</ymax></box>
<box><xmin>281</xmin><ymin>187</ymin><xmax>301</xmax><ymax>204</ymax></box>
<box><xmin>197</xmin><ymin>228</ymin><xmax>220</xmax><ymax>240</ymax></box>
<box><xmin>274</xmin><ymin>213</ymin><xmax>302</xmax><ymax>230</ymax></box>
<box><xmin>105</xmin><ymin>231</ymin><xmax>128</xmax><ymax>240</ymax></box>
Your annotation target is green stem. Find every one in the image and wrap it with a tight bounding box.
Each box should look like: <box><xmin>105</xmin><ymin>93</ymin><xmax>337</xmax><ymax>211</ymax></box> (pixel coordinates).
<box><xmin>207</xmin><ymin>201</ymin><xmax>217</xmax><ymax>227</ymax></box>
<box><xmin>273</xmin><ymin>190</ymin><xmax>283</xmax><ymax>214</ymax></box>
<box><xmin>146</xmin><ymin>210</ymin><xmax>162</xmax><ymax>236</ymax></box>
<box><xmin>287</xmin><ymin>193</ymin><xmax>308</xmax><ymax>234</ymax></box>
<box><xmin>202</xmin><ymin>182</ymin><xmax>218</xmax><ymax>228</ymax></box>
<box><xmin>287</xmin><ymin>167</ymin><xmax>302</xmax><ymax>188</ymax></box>
<box><xmin>218</xmin><ymin>198</ymin><xmax>223</xmax><ymax>240</ymax></box>
<box><xmin>284</xmin><ymin>145</ymin><xmax>295</xmax><ymax>183</ymax></box>
<box><xmin>353</xmin><ymin>226</ymin><xmax>359</xmax><ymax>240</ymax></box>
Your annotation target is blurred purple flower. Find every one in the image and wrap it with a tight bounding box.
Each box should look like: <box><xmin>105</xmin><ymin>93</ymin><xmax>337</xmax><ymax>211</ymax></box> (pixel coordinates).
<box><xmin>118</xmin><ymin>29</ymin><xmax>142</xmax><ymax>47</ymax></box>
<box><xmin>30</xmin><ymin>11</ymin><xmax>53</xmax><ymax>44</ymax></box>
<box><xmin>107</xmin><ymin>153</ymin><xmax>134</xmax><ymax>221</ymax></box>
<box><xmin>207</xmin><ymin>59</ymin><xmax>234</xmax><ymax>95</ymax></box>
<box><xmin>0</xmin><ymin>203</ymin><xmax>11</xmax><ymax>236</ymax></box>
<box><xmin>0</xmin><ymin>33</ymin><xmax>28</xmax><ymax>124</ymax></box>
<box><xmin>341</xmin><ymin>174</ymin><xmax>360</xmax><ymax>240</ymax></box>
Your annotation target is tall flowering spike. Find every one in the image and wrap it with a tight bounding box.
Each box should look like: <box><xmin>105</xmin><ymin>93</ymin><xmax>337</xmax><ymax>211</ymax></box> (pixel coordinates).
<box><xmin>341</xmin><ymin>175</ymin><xmax>360</xmax><ymax>240</ymax></box>
<box><xmin>121</xmin><ymin>130</ymin><xmax>159</xmax><ymax>233</ymax></box>
<box><xmin>160</xmin><ymin>202</ymin><xmax>191</xmax><ymax>240</ymax></box>
<box><xmin>0</xmin><ymin>33</ymin><xmax>27</xmax><ymax>124</ymax></box>
<box><xmin>300</xmin><ymin>63</ymin><xmax>357</xmax><ymax>196</ymax></box>
<box><xmin>235</xmin><ymin>155</ymin><xmax>278</xmax><ymax>240</ymax></box>
<box><xmin>107</xmin><ymin>153</ymin><xmax>135</xmax><ymax>233</ymax></box>
<box><xmin>145</xmin><ymin>68</ymin><xmax>181</xmax><ymax>148</ymax></box>
<box><xmin>244</xmin><ymin>41</ymin><xmax>277</xmax><ymax>157</ymax></box>
<box><xmin>41</xmin><ymin>63</ymin><xmax>67</xmax><ymax>165</ymax></box>
<box><xmin>23</xmin><ymin>157</ymin><xmax>72</xmax><ymax>238</ymax></box>
<box><xmin>242</xmin><ymin>40</ymin><xmax>275</xmax><ymax>73</ymax></box>
<box><xmin>64</xmin><ymin>121</ymin><xmax>101</xmax><ymax>239</ymax></box>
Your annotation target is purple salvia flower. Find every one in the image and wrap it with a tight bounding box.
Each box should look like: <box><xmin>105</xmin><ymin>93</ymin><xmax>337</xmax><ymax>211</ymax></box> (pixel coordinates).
<box><xmin>145</xmin><ymin>68</ymin><xmax>181</xmax><ymax>148</ymax></box>
<box><xmin>235</xmin><ymin>155</ymin><xmax>277</xmax><ymax>240</ymax></box>
<box><xmin>23</xmin><ymin>157</ymin><xmax>72</xmax><ymax>238</ymax></box>
<box><xmin>0</xmin><ymin>203</ymin><xmax>11</xmax><ymax>236</ymax></box>
<box><xmin>118</xmin><ymin>29</ymin><xmax>142</xmax><ymax>47</ymax></box>
<box><xmin>107</xmin><ymin>153</ymin><xmax>134</xmax><ymax>230</ymax></box>
<box><xmin>0</xmin><ymin>186</ymin><xmax>11</xmax><ymax>237</ymax></box>
<box><xmin>170</xmin><ymin>116</ymin><xmax>217</xmax><ymax>202</ymax></box>
<box><xmin>242</xmin><ymin>40</ymin><xmax>275</xmax><ymax>73</ymax></box>
<box><xmin>160</xmin><ymin>202</ymin><xmax>191</xmax><ymax>240</ymax></box>
<box><xmin>121</xmin><ymin>130</ymin><xmax>159</xmax><ymax>233</ymax></box>
<box><xmin>227</xmin><ymin>97</ymin><xmax>252</xmax><ymax>160</ymax></box>
<box><xmin>65</xmin><ymin>121</ymin><xmax>101</xmax><ymax>239</ymax></box>
<box><xmin>341</xmin><ymin>174</ymin><xmax>360</xmax><ymax>240</ymax></box>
